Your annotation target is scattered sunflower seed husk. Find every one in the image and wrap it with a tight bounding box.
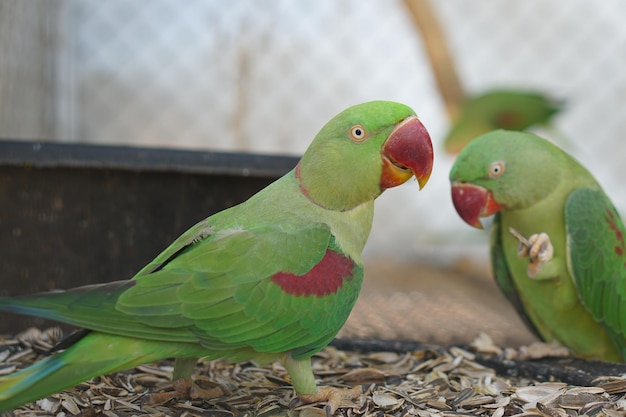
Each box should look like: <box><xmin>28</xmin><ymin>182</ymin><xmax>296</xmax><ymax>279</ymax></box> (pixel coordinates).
<box><xmin>3</xmin><ymin>328</ymin><xmax>626</xmax><ymax>417</ymax></box>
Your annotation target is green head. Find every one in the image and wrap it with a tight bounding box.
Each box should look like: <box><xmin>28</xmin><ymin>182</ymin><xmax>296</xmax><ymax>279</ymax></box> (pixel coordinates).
<box><xmin>297</xmin><ymin>101</ymin><xmax>433</xmax><ymax>211</ymax></box>
<box><xmin>449</xmin><ymin>130</ymin><xmax>565</xmax><ymax>228</ymax></box>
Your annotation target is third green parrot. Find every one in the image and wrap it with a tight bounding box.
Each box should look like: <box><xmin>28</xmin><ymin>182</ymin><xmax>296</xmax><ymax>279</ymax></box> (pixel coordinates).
<box><xmin>450</xmin><ymin>130</ymin><xmax>625</xmax><ymax>362</ymax></box>
<box><xmin>444</xmin><ymin>90</ymin><xmax>562</xmax><ymax>154</ymax></box>
<box><xmin>0</xmin><ymin>100</ymin><xmax>434</xmax><ymax>413</ymax></box>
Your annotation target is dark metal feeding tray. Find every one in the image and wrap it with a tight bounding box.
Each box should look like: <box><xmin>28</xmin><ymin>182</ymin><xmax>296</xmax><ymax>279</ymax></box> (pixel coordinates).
<box><xmin>0</xmin><ymin>140</ymin><xmax>299</xmax><ymax>333</ymax></box>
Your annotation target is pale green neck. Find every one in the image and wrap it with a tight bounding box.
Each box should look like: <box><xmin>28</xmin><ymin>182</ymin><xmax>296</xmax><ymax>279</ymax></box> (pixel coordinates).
<box><xmin>218</xmin><ymin>172</ymin><xmax>375</xmax><ymax>263</ymax></box>
<box><xmin>295</xmin><ymin>161</ymin><xmax>380</xmax><ymax>211</ymax></box>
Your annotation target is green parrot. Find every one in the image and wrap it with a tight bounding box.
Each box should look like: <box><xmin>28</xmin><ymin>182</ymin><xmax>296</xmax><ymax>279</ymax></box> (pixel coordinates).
<box><xmin>0</xmin><ymin>101</ymin><xmax>434</xmax><ymax>413</ymax></box>
<box><xmin>444</xmin><ymin>90</ymin><xmax>562</xmax><ymax>154</ymax></box>
<box><xmin>449</xmin><ymin>130</ymin><xmax>625</xmax><ymax>362</ymax></box>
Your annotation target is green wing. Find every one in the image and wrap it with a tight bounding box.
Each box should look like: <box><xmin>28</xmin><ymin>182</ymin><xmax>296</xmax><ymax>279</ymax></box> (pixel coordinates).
<box><xmin>1</xmin><ymin>222</ymin><xmax>363</xmax><ymax>360</ymax></box>
<box><xmin>132</xmin><ymin>218</ymin><xmax>217</xmax><ymax>277</ymax></box>
<box><xmin>565</xmin><ymin>188</ymin><xmax>626</xmax><ymax>356</ymax></box>
<box><xmin>490</xmin><ymin>213</ymin><xmax>543</xmax><ymax>338</ymax></box>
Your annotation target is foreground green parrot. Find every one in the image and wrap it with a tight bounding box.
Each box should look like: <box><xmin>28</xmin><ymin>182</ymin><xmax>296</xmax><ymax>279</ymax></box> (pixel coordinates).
<box><xmin>0</xmin><ymin>101</ymin><xmax>434</xmax><ymax>413</ymax></box>
<box><xmin>450</xmin><ymin>130</ymin><xmax>625</xmax><ymax>362</ymax></box>
<box><xmin>444</xmin><ymin>90</ymin><xmax>562</xmax><ymax>154</ymax></box>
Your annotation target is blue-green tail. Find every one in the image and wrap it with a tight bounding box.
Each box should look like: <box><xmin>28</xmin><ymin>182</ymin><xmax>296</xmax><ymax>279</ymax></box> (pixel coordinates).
<box><xmin>0</xmin><ymin>332</ymin><xmax>207</xmax><ymax>412</ymax></box>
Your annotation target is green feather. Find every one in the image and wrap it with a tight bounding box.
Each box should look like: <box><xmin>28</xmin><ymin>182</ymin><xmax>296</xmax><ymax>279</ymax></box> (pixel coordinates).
<box><xmin>490</xmin><ymin>213</ymin><xmax>542</xmax><ymax>337</ymax></box>
<box><xmin>0</xmin><ymin>332</ymin><xmax>209</xmax><ymax>412</ymax></box>
<box><xmin>565</xmin><ymin>188</ymin><xmax>626</xmax><ymax>357</ymax></box>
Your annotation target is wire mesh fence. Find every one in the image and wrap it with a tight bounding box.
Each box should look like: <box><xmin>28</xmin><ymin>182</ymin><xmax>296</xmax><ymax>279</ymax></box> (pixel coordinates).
<box><xmin>69</xmin><ymin>0</ymin><xmax>435</xmax><ymax>154</ymax></box>
<box><xmin>2</xmin><ymin>0</ymin><xmax>626</xmax><ymax>260</ymax></box>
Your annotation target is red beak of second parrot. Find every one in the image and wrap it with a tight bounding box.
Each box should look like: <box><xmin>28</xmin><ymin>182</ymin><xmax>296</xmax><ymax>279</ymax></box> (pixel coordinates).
<box><xmin>450</xmin><ymin>182</ymin><xmax>504</xmax><ymax>229</ymax></box>
<box><xmin>380</xmin><ymin>116</ymin><xmax>434</xmax><ymax>190</ymax></box>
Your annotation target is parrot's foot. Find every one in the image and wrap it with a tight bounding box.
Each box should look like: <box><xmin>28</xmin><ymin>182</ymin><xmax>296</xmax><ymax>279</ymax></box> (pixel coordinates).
<box><xmin>291</xmin><ymin>385</ymin><xmax>362</xmax><ymax>417</ymax></box>
<box><xmin>509</xmin><ymin>228</ymin><xmax>554</xmax><ymax>278</ymax></box>
<box><xmin>174</xmin><ymin>377</ymin><xmax>225</xmax><ymax>399</ymax></box>
<box><xmin>144</xmin><ymin>377</ymin><xmax>223</xmax><ymax>405</ymax></box>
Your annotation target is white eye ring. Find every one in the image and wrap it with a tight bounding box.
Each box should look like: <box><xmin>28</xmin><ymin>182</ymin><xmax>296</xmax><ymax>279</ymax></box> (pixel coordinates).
<box><xmin>489</xmin><ymin>161</ymin><xmax>505</xmax><ymax>178</ymax></box>
<box><xmin>349</xmin><ymin>125</ymin><xmax>367</xmax><ymax>142</ymax></box>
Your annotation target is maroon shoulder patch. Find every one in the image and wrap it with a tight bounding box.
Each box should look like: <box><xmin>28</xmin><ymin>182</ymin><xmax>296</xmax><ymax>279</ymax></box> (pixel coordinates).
<box><xmin>605</xmin><ymin>208</ymin><xmax>626</xmax><ymax>262</ymax></box>
<box><xmin>271</xmin><ymin>250</ymin><xmax>355</xmax><ymax>297</ymax></box>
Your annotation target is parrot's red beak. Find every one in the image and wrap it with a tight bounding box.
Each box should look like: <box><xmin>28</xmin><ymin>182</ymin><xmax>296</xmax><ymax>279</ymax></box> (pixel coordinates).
<box><xmin>380</xmin><ymin>116</ymin><xmax>434</xmax><ymax>190</ymax></box>
<box><xmin>450</xmin><ymin>182</ymin><xmax>504</xmax><ymax>229</ymax></box>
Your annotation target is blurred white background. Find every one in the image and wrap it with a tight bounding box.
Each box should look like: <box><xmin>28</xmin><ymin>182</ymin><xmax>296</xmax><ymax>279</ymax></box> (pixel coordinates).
<box><xmin>2</xmin><ymin>0</ymin><xmax>625</xmax><ymax>264</ymax></box>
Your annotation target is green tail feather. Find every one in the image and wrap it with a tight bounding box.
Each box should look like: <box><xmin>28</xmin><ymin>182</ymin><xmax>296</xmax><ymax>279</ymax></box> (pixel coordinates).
<box><xmin>0</xmin><ymin>332</ymin><xmax>208</xmax><ymax>412</ymax></box>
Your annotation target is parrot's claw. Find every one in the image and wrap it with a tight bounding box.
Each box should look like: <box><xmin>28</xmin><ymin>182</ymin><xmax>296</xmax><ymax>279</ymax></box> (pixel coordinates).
<box><xmin>143</xmin><ymin>389</ymin><xmax>178</xmax><ymax>406</ymax></box>
<box><xmin>144</xmin><ymin>377</ymin><xmax>223</xmax><ymax>405</ymax></box>
<box><xmin>509</xmin><ymin>228</ymin><xmax>554</xmax><ymax>279</ymax></box>
<box><xmin>527</xmin><ymin>233</ymin><xmax>553</xmax><ymax>264</ymax></box>
<box><xmin>291</xmin><ymin>385</ymin><xmax>362</xmax><ymax>417</ymax></box>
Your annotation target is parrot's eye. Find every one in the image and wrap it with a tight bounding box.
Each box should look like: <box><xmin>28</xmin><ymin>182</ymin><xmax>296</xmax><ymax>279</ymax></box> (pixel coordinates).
<box><xmin>488</xmin><ymin>161</ymin><xmax>505</xmax><ymax>178</ymax></box>
<box><xmin>349</xmin><ymin>125</ymin><xmax>367</xmax><ymax>142</ymax></box>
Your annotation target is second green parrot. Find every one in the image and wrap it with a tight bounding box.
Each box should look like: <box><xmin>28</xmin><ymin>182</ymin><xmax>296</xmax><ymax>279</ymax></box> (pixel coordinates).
<box><xmin>450</xmin><ymin>130</ymin><xmax>625</xmax><ymax>362</ymax></box>
<box><xmin>0</xmin><ymin>101</ymin><xmax>434</xmax><ymax>413</ymax></box>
